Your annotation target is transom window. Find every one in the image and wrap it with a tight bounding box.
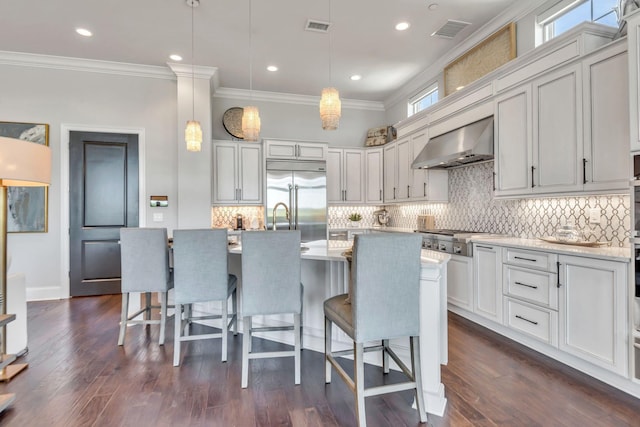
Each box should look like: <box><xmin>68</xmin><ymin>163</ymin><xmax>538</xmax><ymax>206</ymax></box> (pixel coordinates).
<box><xmin>408</xmin><ymin>83</ymin><xmax>439</xmax><ymax>117</ymax></box>
<box><xmin>539</xmin><ymin>0</ymin><xmax>618</xmax><ymax>42</ymax></box>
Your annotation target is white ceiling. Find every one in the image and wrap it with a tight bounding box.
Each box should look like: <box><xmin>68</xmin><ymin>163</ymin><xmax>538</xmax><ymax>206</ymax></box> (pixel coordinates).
<box><xmin>0</xmin><ymin>0</ymin><xmax>523</xmax><ymax>102</ymax></box>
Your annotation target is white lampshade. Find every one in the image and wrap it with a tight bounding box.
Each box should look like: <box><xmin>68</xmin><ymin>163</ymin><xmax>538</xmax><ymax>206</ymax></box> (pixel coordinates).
<box><xmin>185</xmin><ymin>120</ymin><xmax>202</xmax><ymax>152</ymax></box>
<box><xmin>242</xmin><ymin>106</ymin><xmax>261</xmax><ymax>142</ymax></box>
<box><xmin>320</xmin><ymin>87</ymin><xmax>341</xmax><ymax>130</ymax></box>
<box><xmin>0</xmin><ymin>137</ymin><xmax>51</xmax><ymax>186</ymax></box>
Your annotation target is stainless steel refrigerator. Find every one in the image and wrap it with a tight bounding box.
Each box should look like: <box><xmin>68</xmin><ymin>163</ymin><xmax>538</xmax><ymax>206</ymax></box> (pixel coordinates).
<box><xmin>265</xmin><ymin>159</ymin><xmax>327</xmax><ymax>242</ymax></box>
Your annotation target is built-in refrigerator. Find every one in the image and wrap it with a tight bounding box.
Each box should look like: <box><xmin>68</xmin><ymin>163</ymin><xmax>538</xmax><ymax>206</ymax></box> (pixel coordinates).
<box><xmin>265</xmin><ymin>159</ymin><xmax>327</xmax><ymax>242</ymax></box>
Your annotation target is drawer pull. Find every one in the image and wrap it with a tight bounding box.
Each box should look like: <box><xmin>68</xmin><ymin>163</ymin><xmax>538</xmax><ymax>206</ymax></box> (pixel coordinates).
<box><xmin>515</xmin><ymin>281</ymin><xmax>538</xmax><ymax>289</ymax></box>
<box><xmin>556</xmin><ymin>261</ymin><xmax>561</xmax><ymax>288</ymax></box>
<box><xmin>515</xmin><ymin>315</ymin><xmax>538</xmax><ymax>325</ymax></box>
<box><xmin>514</xmin><ymin>256</ymin><xmax>537</xmax><ymax>263</ymax></box>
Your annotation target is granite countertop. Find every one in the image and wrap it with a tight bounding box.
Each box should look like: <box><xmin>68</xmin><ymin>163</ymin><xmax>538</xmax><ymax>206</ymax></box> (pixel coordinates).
<box><xmin>471</xmin><ymin>236</ymin><xmax>631</xmax><ymax>262</ymax></box>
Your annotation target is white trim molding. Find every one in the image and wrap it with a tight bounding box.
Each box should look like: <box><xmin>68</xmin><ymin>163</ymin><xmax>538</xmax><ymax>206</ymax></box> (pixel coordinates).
<box><xmin>0</xmin><ymin>50</ymin><xmax>175</xmax><ymax>80</ymax></box>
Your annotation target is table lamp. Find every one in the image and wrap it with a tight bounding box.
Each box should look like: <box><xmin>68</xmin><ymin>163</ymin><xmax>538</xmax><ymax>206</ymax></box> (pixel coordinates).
<box><xmin>0</xmin><ymin>136</ymin><xmax>51</xmax><ymax>379</ymax></box>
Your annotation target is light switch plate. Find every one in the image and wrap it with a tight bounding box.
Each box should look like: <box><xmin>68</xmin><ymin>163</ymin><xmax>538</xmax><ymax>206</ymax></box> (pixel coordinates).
<box><xmin>153</xmin><ymin>212</ymin><xmax>163</xmax><ymax>222</ymax></box>
<box><xmin>588</xmin><ymin>208</ymin><xmax>600</xmax><ymax>224</ymax></box>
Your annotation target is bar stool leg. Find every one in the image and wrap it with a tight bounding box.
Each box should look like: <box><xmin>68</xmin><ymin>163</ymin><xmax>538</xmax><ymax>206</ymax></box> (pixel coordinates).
<box><xmin>173</xmin><ymin>303</ymin><xmax>182</xmax><ymax>367</ymax></box>
<box><xmin>354</xmin><ymin>342</ymin><xmax>366</xmax><ymax>427</ymax></box>
<box><xmin>294</xmin><ymin>313</ymin><xmax>301</xmax><ymax>385</ymax></box>
<box><xmin>383</xmin><ymin>339</ymin><xmax>390</xmax><ymax>374</ymax></box>
<box><xmin>159</xmin><ymin>292</ymin><xmax>167</xmax><ymax>345</ymax></box>
<box><xmin>118</xmin><ymin>293</ymin><xmax>129</xmax><ymax>346</ymax></box>
<box><xmin>221</xmin><ymin>300</ymin><xmax>228</xmax><ymax>362</ymax></box>
<box><xmin>241</xmin><ymin>316</ymin><xmax>251</xmax><ymax>388</ymax></box>
<box><xmin>324</xmin><ymin>316</ymin><xmax>332</xmax><ymax>384</ymax></box>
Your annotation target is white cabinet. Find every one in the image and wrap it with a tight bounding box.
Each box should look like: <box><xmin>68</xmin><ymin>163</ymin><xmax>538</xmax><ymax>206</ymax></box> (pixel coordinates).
<box><xmin>627</xmin><ymin>10</ymin><xmax>640</xmax><ymax>152</ymax></box>
<box><xmin>532</xmin><ymin>63</ymin><xmax>582</xmax><ymax>194</ymax></box>
<box><xmin>582</xmin><ymin>42</ymin><xmax>629</xmax><ymax>192</ymax></box>
<box><xmin>365</xmin><ymin>147</ymin><xmax>384</xmax><ymax>204</ymax></box>
<box><xmin>495</xmin><ymin>41</ymin><xmax>629</xmax><ymax>198</ymax></box>
<box><xmin>264</xmin><ymin>140</ymin><xmax>327</xmax><ymax>160</ymax></box>
<box><xmin>382</xmin><ymin>134</ymin><xmax>448</xmax><ymax>203</ymax></box>
<box><xmin>212</xmin><ymin>141</ymin><xmax>262</xmax><ymax>205</ymax></box>
<box><xmin>558</xmin><ymin>255</ymin><xmax>628</xmax><ymax>376</ymax></box>
<box><xmin>327</xmin><ymin>148</ymin><xmax>364</xmax><ymax>204</ymax></box>
<box><xmin>383</xmin><ymin>141</ymin><xmax>397</xmax><ymax>203</ymax></box>
<box><xmin>494</xmin><ymin>86</ymin><xmax>532</xmax><ymax>196</ymax></box>
<box><xmin>447</xmin><ymin>255</ymin><xmax>473</xmax><ymax>311</ymax></box>
<box><xmin>473</xmin><ymin>244</ymin><xmax>502</xmax><ymax>323</ymax></box>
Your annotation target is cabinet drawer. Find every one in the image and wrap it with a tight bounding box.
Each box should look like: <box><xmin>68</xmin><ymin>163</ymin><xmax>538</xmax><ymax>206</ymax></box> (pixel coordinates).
<box><xmin>504</xmin><ymin>297</ymin><xmax>558</xmax><ymax>346</ymax></box>
<box><xmin>503</xmin><ymin>265</ymin><xmax>558</xmax><ymax>309</ymax></box>
<box><xmin>503</xmin><ymin>247</ymin><xmax>557</xmax><ymax>272</ymax></box>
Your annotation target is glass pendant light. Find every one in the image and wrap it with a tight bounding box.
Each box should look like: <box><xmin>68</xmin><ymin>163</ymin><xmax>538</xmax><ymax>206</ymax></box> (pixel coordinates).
<box><xmin>319</xmin><ymin>0</ymin><xmax>341</xmax><ymax>130</ymax></box>
<box><xmin>185</xmin><ymin>0</ymin><xmax>202</xmax><ymax>152</ymax></box>
<box><xmin>242</xmin><ymin>0</ymin><xmax>261</xmax><ymax>141</ymax></box>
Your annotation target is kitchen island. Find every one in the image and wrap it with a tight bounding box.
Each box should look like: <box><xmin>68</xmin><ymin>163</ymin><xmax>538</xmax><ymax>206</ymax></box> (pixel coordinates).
<box><xmin>223</xmin><ymin>239</ymin><xmax>451</xmax><ymax>416</ymax></box>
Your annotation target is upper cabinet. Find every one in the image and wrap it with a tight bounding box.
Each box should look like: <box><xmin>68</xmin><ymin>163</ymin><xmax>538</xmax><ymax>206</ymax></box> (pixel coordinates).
<box><xmin>627</xmin><ymin>11</ymin><xmax>640</xmax><ymax>152</ymax></box>
<box><xmin>365</xmin><ymin>147</ymin><xmax>384</xmax><ymax>204</ymax></box>
<box><xmin>264</xmin><ymin>140</ymin><xmax>327</xmax><ymax>161</ymax></box>
<box><xmin>494</xmin><ymin>39</ymin><xmax>628</xmax><ymax>198</ymax></box>
<box><xmin>582</xmin><ymin>42</ymin><xmax>629</xmax><ymax>191</ymax></box>
<box><xmin>212</xmin><ymin>141</ymin><xmax>262</xmax><ymax>205</ymax></box>
<box><xmin>327</xmin><ymin>148</ymin><xmax>365</xmax><ymax>204</ymax></box>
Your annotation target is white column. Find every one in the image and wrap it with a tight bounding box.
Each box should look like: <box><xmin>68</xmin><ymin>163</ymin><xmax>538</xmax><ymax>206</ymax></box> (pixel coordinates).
<box><xmin>168</xmin><ymin>63</ymin><xmax>218</xmax><ymax>229</ymax></box>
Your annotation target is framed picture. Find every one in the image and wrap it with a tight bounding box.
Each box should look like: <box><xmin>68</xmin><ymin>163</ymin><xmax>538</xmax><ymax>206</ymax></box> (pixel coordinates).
<box><xmin>444</xmin><ymin>23</ymin><xmax>516</xmax><ymax>96</ymax></box>
<box><xmin>0</xmin><ymin>121</ymin><xmax>49</xmax><ymax>233</ymax></box>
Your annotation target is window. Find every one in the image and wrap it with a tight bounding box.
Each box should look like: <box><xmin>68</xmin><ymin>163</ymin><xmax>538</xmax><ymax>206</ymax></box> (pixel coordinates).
<box><xmin>540</xmin><ymin>0</ymin><xmax>618</xmax><ymax>42</ymax></box>
<box><xmin>408</xmin><ymin>83</ymin><xmax>439</xmax><ymax>117</ymax></box>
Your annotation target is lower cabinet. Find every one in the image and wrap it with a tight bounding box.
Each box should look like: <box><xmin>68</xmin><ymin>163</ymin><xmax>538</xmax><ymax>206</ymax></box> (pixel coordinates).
<box><xmin>473</xmin><ymin>244</ymin><xmax>502</xmax><ymax>323</ymax></box>
<box><xmin>467</xmin><ymin>243</ymin><xmax>630</xmax><ymax>379</ymax></box>
<box><xmin>558</xmin><ymin>254</ymin><xmax>628</xmax><ymax>376</ymax></box>
<box><xmin>447</xmin><ymin>254</ymin><xmax>473</xmax><ymax>311</ymax></box>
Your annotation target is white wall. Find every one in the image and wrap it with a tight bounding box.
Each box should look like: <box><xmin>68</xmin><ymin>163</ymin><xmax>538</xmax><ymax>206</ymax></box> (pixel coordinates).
<box><xmin>0</xmin><ymin>63</ymin><xmax>178</xmax><ymax>300</ymax></box>
<box><xmin>212</xmin><ymin>95</ymin><xmax>386</xmax><ymax>148</ymax></box>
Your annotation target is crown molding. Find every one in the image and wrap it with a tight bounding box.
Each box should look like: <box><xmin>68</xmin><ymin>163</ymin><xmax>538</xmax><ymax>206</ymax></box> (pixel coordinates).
<box><xmin>214</xmin><ymin>87</ymin><xmax>385</xmax><ymax>111</ymax></box>
<box><xmin>166</xmin><ymin>62</ymin><xmax>219</xmax><ymax>81</ymax></box>
<box><xmin>383</xmin><ymin>0</ymin><xmax>549</xmax><ymax>110</ymax></box>
<box><xmin>0</xmin><ymin>50</ymin><xmax>175</xmax><ymax>79</ymax></box>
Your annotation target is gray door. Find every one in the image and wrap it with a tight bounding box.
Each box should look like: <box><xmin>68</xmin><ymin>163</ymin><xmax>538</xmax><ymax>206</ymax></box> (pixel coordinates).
<box><xmin>69</xmin><ymin>131</ymin><xmax>139</xmax><ymax>296</ymax></box>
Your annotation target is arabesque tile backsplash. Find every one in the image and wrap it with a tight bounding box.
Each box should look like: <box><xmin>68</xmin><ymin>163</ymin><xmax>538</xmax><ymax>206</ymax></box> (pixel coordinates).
<box><xmin>328</xmin><ymin>162</ymin><xmax>631</xmax><ymax>247</ymax></box>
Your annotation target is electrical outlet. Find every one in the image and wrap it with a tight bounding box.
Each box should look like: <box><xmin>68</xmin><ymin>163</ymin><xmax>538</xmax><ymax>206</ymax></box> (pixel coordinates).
<box><xmin>588</xmin><ymin>208</ymin><xmax>600</xmax><ymax>224</ymax></box>
<box><xmin>153</xmin><ymin>212</ymin><xmax>164</xmax><ymax>222</ymax></box>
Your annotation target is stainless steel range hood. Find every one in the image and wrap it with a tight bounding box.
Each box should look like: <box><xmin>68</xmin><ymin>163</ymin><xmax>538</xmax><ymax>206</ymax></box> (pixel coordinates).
<box><xmin>411</xmin><ymin>116</ymin><xmax>494</xmax><ymax>169</ymax></box>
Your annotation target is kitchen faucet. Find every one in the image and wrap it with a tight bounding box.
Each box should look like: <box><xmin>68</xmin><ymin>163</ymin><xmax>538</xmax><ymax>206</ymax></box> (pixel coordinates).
<box><xmin>272</xmin><ymin>202</ymin><xmax>290</xmax><ymax>230</ymax></box>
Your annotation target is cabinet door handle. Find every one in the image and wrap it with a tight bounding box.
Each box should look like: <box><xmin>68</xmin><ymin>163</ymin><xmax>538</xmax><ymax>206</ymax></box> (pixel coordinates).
<box><xmin>380</xmin><ymin>189</ymin><xmax>383</xmax><ymax>200</ymax></box>
<box><xmin>423</xmin><ymin>182</ymin><xmax>426</xmax><ymax>197</ymax></box>
<box><xmin>407</xmin><ymin>185</ymin><xmax>410</xmax><ymax>198</ymax></box>
<box><xmin>557</xmin><ymin>261</ymin><xmax>561</xmax><ymax>288</ymax></box>
<box><xmin>393</xmin><ymin>187</ymin><xmax>396</xmax><ymax>199</ymax></box>
<box><xmin>515</xmin><ymin>281</ymin><xmax>538</xmax><ymax>290</ymax></box>
<box><xmin>515</xmin><ymin>315</ymin><xmax>538</xmax><ymax>325</ymax></box>
<box><xmin>239</xmin><ymin>188</ymin><xmax>242</xmax><ymax>200</ymax></box>
<box><xmin>531</xmin><ymin>166</ymin><xmax>536</xmax><ymax>188</ymax></box>
<box><xmin>476</xmin><ymin>245</ymin><xmax>494</xmax><ymax>250</ymax></box>
<box><xmin>514</xmin><ymin>256</ymin><xmax>537</xmax><ymax>263</ymax></box>
<box><xmin>582</xmin><ymin>158</ymin><xmax>587</xmax><ymax>184</ymax></box>
<box><xmin>493</xmin><ymin>172</ymin><xmax>496</xmax><ymax>191</ymax></box>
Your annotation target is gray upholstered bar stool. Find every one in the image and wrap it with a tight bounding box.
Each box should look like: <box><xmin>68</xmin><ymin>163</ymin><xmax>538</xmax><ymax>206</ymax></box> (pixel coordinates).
<box><xmin>240</xmin><ymin>230</ymin><xmax>302</xmax><ymax>388</ymax></box>
<box><xmin>172</xmin><ymin>228</ymin><xmax>237</xmax><ymax>366</ymax></box>
<box><xmin>118</xmin><ymin>227</ymin><xmax>173</xmax><ymax>346</ymax></box>
<box><xmin>324</xmin><ymin>233</ymin><xmax>427</xmax><ymax>427</ymax></box>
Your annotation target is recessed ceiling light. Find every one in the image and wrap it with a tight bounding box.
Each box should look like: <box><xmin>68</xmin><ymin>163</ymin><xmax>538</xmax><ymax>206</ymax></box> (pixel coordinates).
<box><xmin>267</xmin><ymin>65</ymin><xmax>278</xmax><ymax>72</ymax></box>
<box><xmin>76</xmin><ymin>28</ymin><xmax>92</xmax><ymax>37</ymax></box>
<box><xmin>428</xmin><ymin>3</ymin><xmax>439</xmax><ymax>11</ymax></box>
<box><xmin>350</xmin><ymin>75</ymin><xmax>362</xmax><ymax>81</ymax></box>
<box><xmin>395</xmin><ymin>22</ymin><xmax>410</xmax><ymax>31</ymax></box>
<box><xmin>170</xmin><ymin>54</ymin><xmax>183</xmax><ymax>61</ymax></box>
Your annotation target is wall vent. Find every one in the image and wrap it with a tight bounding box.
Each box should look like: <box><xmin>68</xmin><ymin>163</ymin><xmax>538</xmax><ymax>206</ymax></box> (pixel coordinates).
<box><xmin>431</xmin><ymin>20</ymin><xmax>471</xmax><ymax>39</ymax></box>
<box><xmin>305</xmin><ymin>19</ymin><xmax>331</xmax><ymax>33</ymax></box>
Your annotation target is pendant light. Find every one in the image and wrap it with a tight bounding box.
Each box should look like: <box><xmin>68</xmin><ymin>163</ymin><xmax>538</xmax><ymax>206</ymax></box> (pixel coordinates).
<box><xmin>242</xmin><ymin>0</ymin><xmax>261</xmax><ymax>141</ymax></box>
<box><xmin>185</xmin><ymin>0</ymin><xmax>202</xmax><ymax>152</ymax></box>
<box><xmin>319</xmin><ymin>0</ymin><xmax>341</xmax><ymax>130</ymax></box>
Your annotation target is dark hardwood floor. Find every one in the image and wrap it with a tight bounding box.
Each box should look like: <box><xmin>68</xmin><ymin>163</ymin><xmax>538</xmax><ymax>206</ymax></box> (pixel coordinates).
<box><xmin>0</xmin><ymin>295</ymin><xmax>638</xmax><ymax>426</ymax></box>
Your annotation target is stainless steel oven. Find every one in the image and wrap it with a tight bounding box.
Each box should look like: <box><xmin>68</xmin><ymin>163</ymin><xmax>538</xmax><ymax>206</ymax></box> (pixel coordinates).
<box><xmin>415</xmin><ymin>229</ymin><xmax>481</xmax><ymax>257</ymax></box>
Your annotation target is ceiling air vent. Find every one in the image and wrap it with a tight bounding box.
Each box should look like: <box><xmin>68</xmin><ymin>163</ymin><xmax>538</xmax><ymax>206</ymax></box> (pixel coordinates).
<box><xmin>431</xmin><ymin>20</ymin><xmax>471</xmax><ymax>39</ymax></box>
<box><xmin>305</xmin><ymin>19</ymin><xmax>331</xmax><ymax>33</ymax></box>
